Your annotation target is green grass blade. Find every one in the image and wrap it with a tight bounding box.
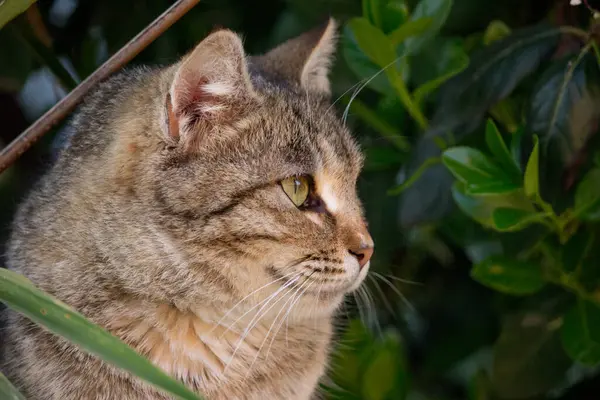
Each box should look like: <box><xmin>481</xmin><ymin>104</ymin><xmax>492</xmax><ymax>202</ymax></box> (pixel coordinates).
<box><xmin>0</xmin><ymin>372</ymin><xmax>26</xmax><ymax>400</ymax></box>
<box><xmin>0</xmin><ymin>268</ymin><xmax>202</xmax><ymax>400</ymax></box>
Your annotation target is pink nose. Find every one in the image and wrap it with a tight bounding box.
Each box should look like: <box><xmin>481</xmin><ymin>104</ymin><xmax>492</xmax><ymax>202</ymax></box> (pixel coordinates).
<box><xmin>348</xmin><ymin>236</ymin><xmax>374</xmax><ymax>269</ymax></box>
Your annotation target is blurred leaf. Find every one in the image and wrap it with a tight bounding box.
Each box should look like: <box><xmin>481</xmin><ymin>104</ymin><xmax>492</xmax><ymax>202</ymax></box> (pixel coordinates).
<box><xmin>574</xmin><ymin>168</ymin><xmax>600</xmax><ymax>221</ymax></box>
<box><xmin>347</xmin><ymin>98</ymin><xmax>409</xmax><ymax>151</ymax></box>
<box><xmin>524</xmin><ymin>136</ymin><xmax>540</xmax><ymax>198</ymax></box>
<box><xmin>403</xmin><ymin>0</ymin><xmax>453</xmax><ymax>54</ymax></box>
<box><xmin>464</xmin><ymin>181</ymin><xmax>520</xmax><ymax>195</ymax></box>
<box><xmin>0</xmin><ymin>27</ymin><xmax>33</xmax><ymax>92</ymax></box>
<box><xmin>529</xmin><ymin>53</ymin><xmax>599</xmax><ymax>166</ymax></box>
<box><xmin>388</xmin><ymin>17</ymin><xmax>433</xmax><ymax>46</ymax></box>
<box><xmin>468</xmin><ymin>370</ymin><xmax>492</xmax><ymax>400</ymax></box>
<box><xmin>432</xmin><ymin>25</ymin><xmax>561</xmax><ymax>137</ymax></box>
<box><xmin>0</xmin><ymin>0</ymin><xmax>36</xmax><ymax>29</ymax></box>
<box><xmin>0</xmin><ymin>268</ymin><xmax>202</xmax><ymax>400</ymax></box>
<box><xmin>491</xmin><ymin>208</ymin><xmax>548</xmax><ymax>232</ymax></box>
<box><xmin>347</xmin><ymin>17</ymin><xmax>396</xmax><ymax>68</ymax></box>
<box><xmin>343</xmin><ymin>20</ymin><xmax>396</xmax><ymax>95</ymax></box>
<box><xmin>492</xmin><ymin>311</ymin><xmax>570</xmax><ymax>399</ymax></box>
<box><xmin>510</xmin><ymin>126</ymin><xmax>524</xmax><ymax>168</ymax></box>
<box><xmin>485</xmin><ymin>119</ymin><xmax>521</xmax><ymax>179</ymax></box>
<box><xmin>442</xmin><ymin>147</ymin><xmax>512</xmax><ymax>186</ymax></box>
<box><xmin>381</xmin><ymin>0</ymin><xmax>409</xmax><ymax>34</ymax></box>
<box><xmin>561</xmin><ymin>228</ymin><xmax>593</xmax><ymax>274</ymax></box>
<box><xmin>364</xmin><ymin>146</ymin><xmax>405</xmax><ymax>171</ymax></box>
<box><xmin>472</xmin><ymin>255</ymin><xmax>545</xmax><ymax>295</ymax></box>
<box><xmin>560</xmin><ymin>299</ymin><xmax>600</xmax><ymax>366</ymax></box>
<box><xmin>451</xmin><ymin>182</ymin><xmax>532</xmax><ymax>228</ymax></box>
<box><xmin>489</xmin><ymin>96</ymin><xmax>521</xmax><ymax>133</ymax></box>
<box><xmin>388</xmin><ymin>156</ymin><xmax>440</xmax><ymax>195</ymax></box>
<box><xmin>362</xmin><ymin>332</ymin><xmax>408</xmax><ymax>400</ymax></box>
<box><xmin>0</xmin><ymin>372</ymin><xmax>25</xmax><ymax>400</ymax></box>
<box><xmin>411</xmin><ymin>38</ymin><xmax>469</xmax><ymax>106</ymax></box>
<box><xmin>483</xmin><ymin>20</ymin><xmax>511</xmax><ymax>45</ymax></box>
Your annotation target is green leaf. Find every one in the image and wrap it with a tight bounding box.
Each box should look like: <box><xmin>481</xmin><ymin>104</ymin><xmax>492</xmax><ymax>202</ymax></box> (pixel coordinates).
<box><xmin>561</xmin><ymin>228</ymin><xmax>594</xmax><ymax>273</ymax></box>
<box><xmin>0</xmin><ymin>372</ymin><xmax>25</xmax><ymax>400</ymax></box>
<box><xmin>388</xmin><ymin>17</ymin><xmax>433</xmax><ymax>46</ymax></box>
<box><xmin>432</xmin><ymin>25</ymin><xmax>561</xmax><ymax>138</ymax></box>
<box><xmin>485</xmin><ymin>119</ymin><xmax>521</xmax><ymax>179</ymax></box>
<box><xmin>442</xmin><ymin>147</ymin><xmax>510</xmax><ymax>186</ymax></box>
<box><xmin>347</xmin><ymin>17</ymin><xmax>396</xmax><ymax>68</ymax></box>
<box><xmin>411</xmin><ymin>38</ymin><xmax>469</xmax><ymax>106</ymax></box>
<box><xmin>0</xmin><ymin>268</ymin><xmax>202</xmax><ymax>400</ymax></box>
<box><xmin>560</xmin><ymin>299</ymin><xmax>600</xmax><ymax>366</ymax></box>
<box><xmin>483</xmin><ymin>20</ymin><xmax>511</xmax><ymax>45</ymax></box>
<box><xmin>492</xmin><ymin>311</ymin><xmax>571</xmax><ymax>399</ymax></box>
<box><xmin>343</xmin><ymin>19</ymin><xmax>397</xmax><ymax>95</ymax></box>
<box><xmin>0</xmin><ymin>0</ymin><xmax>36</xmax><ymax>29</ymax></box>
<box><xmin>524</xmin><ymin>136</ymin><xmax>540</xmax><ymax>198</ymax></box>
<box><xmin>471</xmin><ymin>256</ymin><xmax>545</xmax><ymax>295</ymax></box>
<box><xmin>361</xmin><ymin>332</ymin><xmax>408</xmax><ymax>400</ymax></box>
<box><xmin>451</xmin><ymin>182</ymin><xmax>533</xmax><ymax>228</ymax></box>
<box><xmin>491</xmin><ymin>208</ymin><xmax>548</xmax><ymax>232</ymax></box>
<box><xmin>464</xmin><ymin>181</ymin><xmax>520</xmax><ymax>195</ymax></box>
<box><xmin>574</xmin><ymin>168</ymin><xmax>600</xmax><ymax>221</ymax></box>
<box><xmin>0</xmin><ymin>27</ymin><xmax>33</xmax><ymax>92</ymax></box>
<box><xmin>529</xmin><ymin>53</ymin><xmax>599</xmax><ymax>166</ymax></box>
<box><xmin>381</xmin><ymin>0</ymin><xmax>409</xmax><ymax>34</ymax></box>
<box><xmin>403</xmin><ymin>0</ymin><xmax>453</xmax><ymax>54</ymax></box>
<box><xmin>510</xmin><ymin>126</ymin><xmax>524</xmax><ymax>168</ymax></box>
<box><xmin>468</xmin><ymin>370</ymin><xmax>492</xmax><ymax>400</ymax></box>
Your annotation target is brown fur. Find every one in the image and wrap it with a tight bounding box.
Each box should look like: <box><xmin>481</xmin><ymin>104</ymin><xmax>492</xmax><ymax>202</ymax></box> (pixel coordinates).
<box><xmin>2</xmin><ymin>18</ymin><xmax>373</xmax><ymax>400</ymax></box>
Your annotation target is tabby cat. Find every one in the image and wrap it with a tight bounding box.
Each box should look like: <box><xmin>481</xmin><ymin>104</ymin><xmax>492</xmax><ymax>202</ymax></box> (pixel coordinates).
<box><xmin>1</xmin><ymin>18</ymin><xmax>373</xmax><ymax>399</ymax></box>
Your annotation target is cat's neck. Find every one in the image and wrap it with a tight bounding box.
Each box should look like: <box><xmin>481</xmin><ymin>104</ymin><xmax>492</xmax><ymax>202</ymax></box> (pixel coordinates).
<box><xmin>102</xmin><ymin>297</ymin><xmax>332</xmax><ymax>394</ymax></box>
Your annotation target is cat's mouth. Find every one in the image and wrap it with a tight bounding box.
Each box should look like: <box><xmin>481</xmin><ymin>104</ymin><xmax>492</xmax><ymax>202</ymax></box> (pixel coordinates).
<box><xmin>266</xmin><ymin>265</ymin><xmax>359</xmax><ymax>298</ymax></box>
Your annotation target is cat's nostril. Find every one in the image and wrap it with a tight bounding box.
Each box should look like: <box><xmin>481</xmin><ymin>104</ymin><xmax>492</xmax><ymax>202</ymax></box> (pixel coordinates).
<box><xmin>348</xmin><ymin>245</ymin><xmax>373</xmax><ymax>269</ymax></box>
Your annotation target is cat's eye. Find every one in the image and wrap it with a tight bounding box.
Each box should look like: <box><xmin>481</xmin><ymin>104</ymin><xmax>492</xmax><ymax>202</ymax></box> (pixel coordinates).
<box><xmin>281</xmin><ymin>175</ymin><xmax>310</xmax><ymax>207</ymax></box>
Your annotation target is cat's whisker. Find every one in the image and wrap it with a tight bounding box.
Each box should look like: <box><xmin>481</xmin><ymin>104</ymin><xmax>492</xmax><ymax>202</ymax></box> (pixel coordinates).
<box><xmin>372</xmin><ymin>272</ymin><xmax>416</xmax><ymax>312</ymax></box>
<box><xmin>210</xmin><ymin>270</ymin><xmax>302</xmax><ymax>334</ymax></box>
<box><xmin>342</xmin><ymin>56</ymin><xmax>404</xmax><ymax>124</ymax></box>
<box><xmin>358</xmin><ymin>285</ymin><xmax>380</xmax><ymax>337</ymax></box>
<box><xmin>224</xmin><ymin>275</ymin><xmax>302</xmax><ymax>374</ymax></box>
<box><xmin>326</xmin><ymin>79</ymin><xmax>367</xmax><ymax>114</ymax></box>
<box><xmin>352</xmin><ymin>291</ymin><xmax>367</xmax><ymax>328</ymax></box>
<box><xmin>248</xmin><ymin>278</ymin><xmax>315</xmax><ymax>377</ymax></box>
<box><xmin>271</xmin><ymin>279</ymin><xmax>317</xmax><ymax>359</ymax></box>
<box><xmin>367</xmin><ymin>274</ymin><xmax>396</xmax><ymax>318</ymax></box>
<box><xmin>385</xmin><ymin>274</ymin><xmax>423</xmax><ymax>286</ymax></box>
<box><xmin>220</xmin><ymin>274</ymin><xmax>300</xmax><ymax>339</ymax></box>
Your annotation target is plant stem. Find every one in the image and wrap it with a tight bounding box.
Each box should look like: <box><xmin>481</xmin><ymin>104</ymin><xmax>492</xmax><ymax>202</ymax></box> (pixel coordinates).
<box><xmin>345</xmin><ymin>98</ymin><xmax>410</xmax><ymax>151</ymax></box>
<box><xmin>386</xmin><ymin>70</ymin><xmax>429</xmax><ymax>131</ymax></box>
<box><xmin>388</xmin><ymin>157</ymin><xmax>441</xmax><ymax>196</ymax></box>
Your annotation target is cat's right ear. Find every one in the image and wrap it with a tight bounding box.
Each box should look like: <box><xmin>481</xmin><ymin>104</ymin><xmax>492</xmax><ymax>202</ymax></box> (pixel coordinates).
<box><xmin>163</xmin><ymin>30</ymin><xmax>257</xmax><ymax>148</ymax></box>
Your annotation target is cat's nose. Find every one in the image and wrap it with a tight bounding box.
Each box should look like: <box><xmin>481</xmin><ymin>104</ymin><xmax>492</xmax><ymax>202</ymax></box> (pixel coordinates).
<box><xmin>348</xmin><ymin>233</ymin><xmax>374</xmax><ymax>269</ymax></box>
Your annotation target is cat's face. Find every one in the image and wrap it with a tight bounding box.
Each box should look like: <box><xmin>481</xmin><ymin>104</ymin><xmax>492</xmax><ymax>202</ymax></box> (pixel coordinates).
<box><xmin>150</xmin><ymin>19</ymin><xmax>372</xmax><ymax>319</ymax></box>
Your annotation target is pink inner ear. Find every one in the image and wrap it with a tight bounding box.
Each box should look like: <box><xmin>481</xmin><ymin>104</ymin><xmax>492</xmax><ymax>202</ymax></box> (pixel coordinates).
<box><xmin>172</xmin><ymin>73</ymin><xmax>229</xmax><ymax>130</ymax></box>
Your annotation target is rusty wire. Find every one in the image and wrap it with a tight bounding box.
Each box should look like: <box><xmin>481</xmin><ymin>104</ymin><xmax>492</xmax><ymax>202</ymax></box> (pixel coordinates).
<box><xmin>0</xmin><ymin>0</ymin><xmax>201</xmax><ymax>174</ymax></box>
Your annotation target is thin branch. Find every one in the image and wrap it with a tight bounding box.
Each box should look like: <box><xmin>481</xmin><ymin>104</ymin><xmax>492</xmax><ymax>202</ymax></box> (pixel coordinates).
<box><xmin>0</xmin><ymin>0</ymin><xmax>201</xmax><ymax>174</ymax></box>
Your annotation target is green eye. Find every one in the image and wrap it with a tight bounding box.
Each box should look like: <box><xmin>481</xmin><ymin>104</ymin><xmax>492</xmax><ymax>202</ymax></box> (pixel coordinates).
<box><xmin>281</xmin><ymin>175</ymin><xmax>310</xmax><ymax>207</ymax></box>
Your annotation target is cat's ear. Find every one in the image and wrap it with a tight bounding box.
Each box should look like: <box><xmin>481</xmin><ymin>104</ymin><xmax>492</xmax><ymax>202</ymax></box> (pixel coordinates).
<box><xmin>164</xmin><ymin>29</ymin><xmax>257</xmax><ymax>146</ymax></box>
<box><xmin>256</xmin><ymin>18</ymin><xmax>338</xmax><ymax>95</ymax></box>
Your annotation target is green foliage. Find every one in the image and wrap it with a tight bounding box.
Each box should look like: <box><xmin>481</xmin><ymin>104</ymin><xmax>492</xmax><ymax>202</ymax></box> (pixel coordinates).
<box><xmin>0</xmin><ymin>268</ymin><xmax>202</xmax><ymax>400</ymax></box>
<box><xmin>0</xmin><ymin>372</ymin><xmax>25</xmax><ymax>400</ymax></box>
<box><xmin>0</xmin><ymin>0</ymin><xmax>36</xmax><ymax>29</ymax></box>
<box><xmin>3</xmin><ymin>0</ymin><xmax>600</xmax><ymax>398</ymax></box>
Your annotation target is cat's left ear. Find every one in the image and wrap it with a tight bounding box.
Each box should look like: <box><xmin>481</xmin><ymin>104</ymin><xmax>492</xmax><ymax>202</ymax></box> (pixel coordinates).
<box><xmin>255</xmin><ymin>18</ymin><xmax>338</xmax><ymax>96</ymax></box>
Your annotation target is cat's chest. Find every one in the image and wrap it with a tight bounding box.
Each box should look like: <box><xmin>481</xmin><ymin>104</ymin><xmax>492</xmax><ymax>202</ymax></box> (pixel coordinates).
<box><xmin>107</xmin><ymin>303</ymin><xmax>332</xmax><ymax>398</ymax></box>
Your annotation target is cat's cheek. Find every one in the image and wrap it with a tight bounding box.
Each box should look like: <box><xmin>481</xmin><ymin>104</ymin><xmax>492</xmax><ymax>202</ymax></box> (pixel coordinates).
<box><xmin>346</xmin><ymin>258</ymin><xmax>370</xmax><ymax>294</ymax></box>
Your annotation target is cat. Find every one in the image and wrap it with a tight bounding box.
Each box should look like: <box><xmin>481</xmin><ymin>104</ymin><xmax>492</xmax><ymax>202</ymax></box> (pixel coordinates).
<box><xmin>1</xmin><ymin>18</ymin><xmax>373</xmax><ymax>400</ymax></box>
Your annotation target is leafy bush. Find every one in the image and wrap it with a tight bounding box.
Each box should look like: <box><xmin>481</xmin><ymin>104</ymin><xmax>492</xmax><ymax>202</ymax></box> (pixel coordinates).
<box><xmin>3</xmin><ymin>0</ymin><xmax>600</xmax><ymax>399</ymax></box>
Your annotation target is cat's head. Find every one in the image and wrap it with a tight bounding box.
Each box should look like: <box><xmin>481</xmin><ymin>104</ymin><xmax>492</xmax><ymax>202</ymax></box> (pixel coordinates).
<box><xmin>143</xmin><ymin>19</ymin><xmax>373</xmax><ymax>319</ymax></box>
